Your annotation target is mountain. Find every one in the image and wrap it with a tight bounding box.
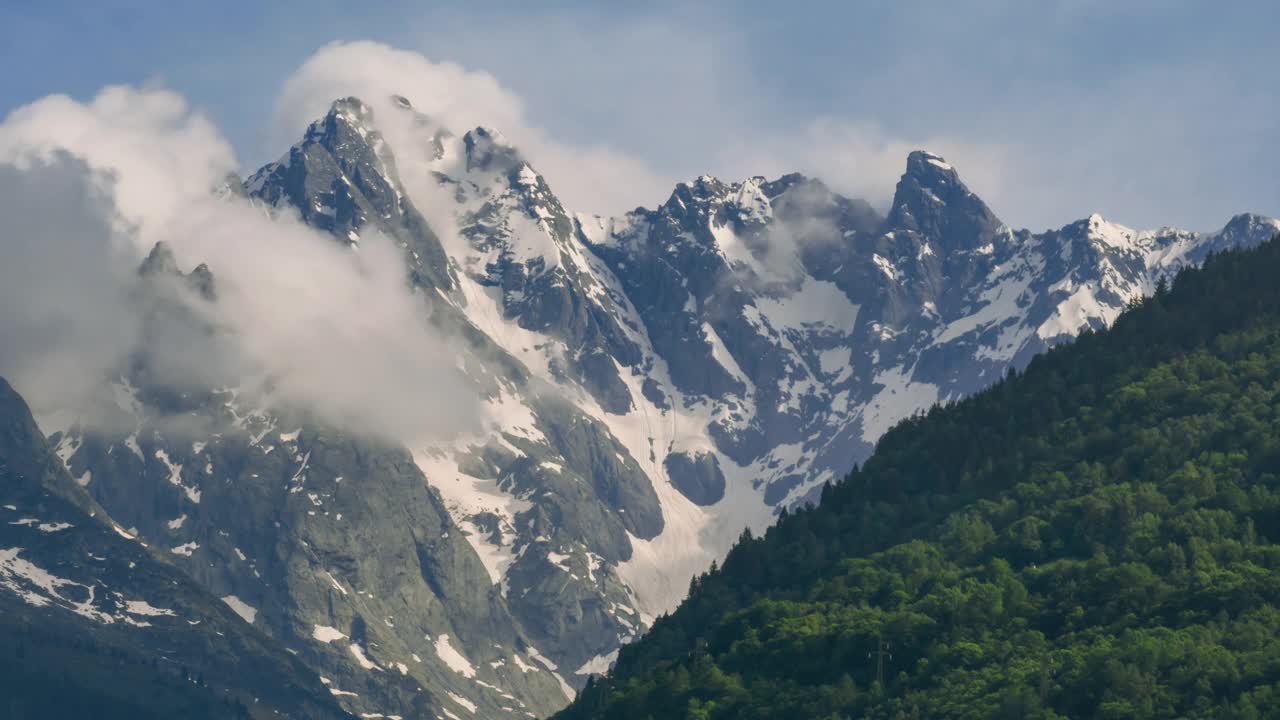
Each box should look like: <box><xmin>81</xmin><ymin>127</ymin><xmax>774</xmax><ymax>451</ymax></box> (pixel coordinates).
<box><xmin>0</xmin><ymin>377</ymin><xmax>350</xmax><ymax>719</ymax></box>
<box><xmin>553</xmin><ymin>232</ymin><xmax>1280</xmax><ymax>719</ymax></box>
<box><xmin>39</xmin><ymin>93</ymin><xmax>1280</xmax><ymax>719</ymax></box>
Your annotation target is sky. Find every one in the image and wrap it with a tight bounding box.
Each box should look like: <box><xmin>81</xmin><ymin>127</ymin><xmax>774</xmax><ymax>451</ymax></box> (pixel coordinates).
<box><xmin>2</xmin><ymin>0</ymin><xmax>1277</xmax><ymax>231</ymax></box>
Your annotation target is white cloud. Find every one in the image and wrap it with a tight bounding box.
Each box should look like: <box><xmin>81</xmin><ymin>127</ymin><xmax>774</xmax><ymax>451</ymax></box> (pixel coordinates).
<box><xmin>0</xmin><ymin>87</ymin><xmax>237</xmax><ymax>253</ymax></box>
<box><xmin>0</xmin><ymin>155</ymin><xmax>143</xmax><ymax>427</ymax></box>
<box><xmin>0</xmin><ymin>86</ymin><xmax>480</xmax><ymax>442</ymax></box>
<box><xmin>272</xmin><ymin>41</ymin><xmax>526</xmax><ymax>153</ymax></box>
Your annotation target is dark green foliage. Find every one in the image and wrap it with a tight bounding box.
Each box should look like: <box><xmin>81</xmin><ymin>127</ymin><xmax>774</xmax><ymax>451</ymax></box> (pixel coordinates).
<box><xmin>0</xmin><ymin>619</ymin><xmax>252</xmax><ymax>720</ymax></box>
<box><xmin>554</xmin><ymin>235</ymin><xmax>1280</xmax><ymax>719</ymax></box>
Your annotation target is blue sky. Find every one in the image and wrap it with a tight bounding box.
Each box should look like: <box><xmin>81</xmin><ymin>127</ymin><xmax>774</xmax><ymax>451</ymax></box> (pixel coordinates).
<box><xmin>2</xmin><ymin>0</ymin><xmax>1277</xmax><ymax>230</ymax></box>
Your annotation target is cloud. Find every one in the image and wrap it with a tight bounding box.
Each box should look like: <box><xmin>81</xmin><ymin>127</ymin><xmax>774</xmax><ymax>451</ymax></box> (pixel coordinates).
<box><xmin>0</xmin><ymin>154</ymin><xmax>144</xmax><ymax>427</ymax></box>
<box><xmin>0</xmin><ymin>87</ymin><xmax>237</xmax><ymax>253</ymax></box>
<box><xmin>171</xmin><ymin>197</ymin><xmax>482</xmax><ymax>442</ymax></box>
<box><xmin>0</xmin><ymin>86</ymin><xmax>480</xmax><ymax>442</ymax></box>
<box><xmin>271</xmin><ymin>41</ymin><xmax>525</xmax><ymax>151</ymax></box>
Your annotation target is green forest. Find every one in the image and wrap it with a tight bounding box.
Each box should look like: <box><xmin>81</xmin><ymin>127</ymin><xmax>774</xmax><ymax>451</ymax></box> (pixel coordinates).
<box><xmin>554</xmin><ymin>235</ymin><xmax>1280</xmax><ymax>719</ymax></box>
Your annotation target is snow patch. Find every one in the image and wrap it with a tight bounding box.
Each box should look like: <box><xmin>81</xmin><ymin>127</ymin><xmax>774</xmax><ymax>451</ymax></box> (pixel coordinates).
<box><xmin>125</xmin><ymin>600</ymin><xmax>176</xmax><ymax>617</ymax></box>
<box><xmin>447</xmin><ymin>691</ymin><xmax>478</xmax><ymax>713</ymax></box>
<box><xmin>859</xmin><ymin>365</ymin><xmax>940</xmax><ymax>444</ymax></box>
<box><xmin>170</xmin><ymin>542</ymin><xmax>199</xmax><ymax>557</ymax></box>
<box><xmin>433</xmin><ymin>634</ymin><xmax>476</xmax><ymax>678</ymax></box>
<box><xmin>221</xmin><ymin>595</ymin><xmax>257</xmax><ymax>624</ymax></box>
<box><xmin>575</xmin><ymin>649</ymin><xmax>619</xmax><ymax>676</ymax></box>
<box><xmin>350</xmin><ymin>643</ymin><xmax>381</xmax><ymax>671</ymax></box>
<box><xmin>312</xmin><ymin>625</ymin><xmax>347</xmax><ymax>643</ymax></box>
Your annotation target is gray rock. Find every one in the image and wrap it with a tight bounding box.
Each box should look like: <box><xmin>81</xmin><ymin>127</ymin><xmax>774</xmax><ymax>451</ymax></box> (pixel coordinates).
<box><xmin>663</xmin><ymin>451</ymin><xmax>725</xmax><ymax>506</ymax></box>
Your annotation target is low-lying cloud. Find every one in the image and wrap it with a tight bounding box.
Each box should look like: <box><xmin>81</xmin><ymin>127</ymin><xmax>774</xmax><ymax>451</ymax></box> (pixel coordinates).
<box><xmin>0</xmin><ymin>86</ymin><xmax>480</xmax><ymax>442</ymax></box>
<box><xmin>0</xmin><ymin>154</ymin><xmax>144</xmax><ymax>426</ymax></box>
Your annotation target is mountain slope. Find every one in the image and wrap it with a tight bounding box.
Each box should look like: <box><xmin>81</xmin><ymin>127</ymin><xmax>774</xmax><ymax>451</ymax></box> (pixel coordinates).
<box><xmin>0</xmin><ymin>377</ymin><xmax>350</xmax><ymax>720</ymax></box>
<box><xmin>55</xmin><ymin>246</ymin><xmax>574</xmax><ymax>719</ymax></box>
<box><xmin>553</xmin><ymin>234</ymin><xmax>1280</xmax><ymax>719</ymax></box>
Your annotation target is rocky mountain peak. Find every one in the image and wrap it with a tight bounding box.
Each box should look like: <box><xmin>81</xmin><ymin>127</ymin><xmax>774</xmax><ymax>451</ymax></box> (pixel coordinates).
<box><xmin>463</xmin><ymin>125</ymin><xmax>523</xmax><ymax>174</ymax></box>
<box><xmin>665</xmin><ymin>175</ymin><xmax>730</xmax><ymax>207</ymax></box>
<box><xmin>186</xmin><ymin>262</ymin><xmax>217</xmax><ymax>301</ymax></box>
<box><xmin>327</xmin><ymin>95</ymin><xmax>376</xmax><ymax>128</ymax></box>
<box><xmin>759</xmin><ymin>172</ymin><xmax>815</xmax><ymax>199</ymax></box>
<box><xmin>0</xmin><ymin>377</ymin><xmax>72</xmax><ymax>505</ymax></box>
<box><xmin>1221</xmin><ymin>212</ymin><xmax>1280</xmax><ymax>241</ymax></box>
<box><xmin>137</xmin><ymin>241</ymin><xmax>219</xmax><ymax>301</ymax></box>
<box><xmin>138</xmin><ymin>240</ymin><xmax>180</xmax><ymax>277</ymax></box>
<box><xmin>244</xmin><ymin>94</ymin><xmax>455</xmax><ymax>292</ymax></box>
<box><xmin>903</xmin><ymin>149</ymin><xmax>960</xmax><ymax>181</ymax></box>
<box><xmin>1079</xmin><ymin>212</ymin><xmax>1142</xmax><ymax>250</ymax></box>
<box><xmin>887</xmin><ymin>150</ymin><xmax>1003</xmax><ymax>253</ymax></box>
<box><xmin>289</xmin><ymin>96</ymin><xmax>383</xmax><ymax>158</ymax></box>
<box><xmin>659</xmin><ymin>175</ymin><xmax>776</xmax><ymax>233</ymax></box>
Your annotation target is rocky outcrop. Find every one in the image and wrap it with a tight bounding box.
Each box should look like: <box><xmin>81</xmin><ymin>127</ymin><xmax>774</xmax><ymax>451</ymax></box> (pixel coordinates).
<box><xmin>664</xmin><ymin>451</ymin><xmax>726</xmax><ymax>506</ymax></box>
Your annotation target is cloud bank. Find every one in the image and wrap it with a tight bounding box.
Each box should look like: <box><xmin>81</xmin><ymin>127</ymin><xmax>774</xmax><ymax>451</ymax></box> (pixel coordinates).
<box><xmin>0</xmin><ymin>154</ymin><xmax>143</xmax><ymax>426</ymax></box>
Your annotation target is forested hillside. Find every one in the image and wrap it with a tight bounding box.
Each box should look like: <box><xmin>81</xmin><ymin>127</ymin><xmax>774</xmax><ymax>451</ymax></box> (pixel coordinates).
<box><xmin>554</xmin><ymin>234</ymin><xmax>1280</xmax><ymax>719</ymax></box>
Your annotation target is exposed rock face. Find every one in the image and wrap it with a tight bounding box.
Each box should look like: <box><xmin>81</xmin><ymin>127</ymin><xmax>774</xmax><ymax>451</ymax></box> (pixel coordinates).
<box><xmin>247</xmin><ymin>97</ymin><xmax>454</xmax><ymax>292</ymax></box>
<box><xmin>664</xmin><ymin>451</ymin><xmax>726</xmax><ymax>506</ymax></box>
<box><xmin>35</xmin><ymin>95</ymin><xmax>1280</xmax><ymax>719</ymax></box>
<box><xmin>0</xmin><ymin>378</ymin><xmax>350</xmax><ymax>719</ymax></box>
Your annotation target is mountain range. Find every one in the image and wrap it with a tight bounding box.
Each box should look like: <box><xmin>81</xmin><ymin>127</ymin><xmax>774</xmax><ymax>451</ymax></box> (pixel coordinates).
<box><xmin>6</xmin><ymin>92</ymin><xmax>1278</xmax><ymax>719</ymax></box>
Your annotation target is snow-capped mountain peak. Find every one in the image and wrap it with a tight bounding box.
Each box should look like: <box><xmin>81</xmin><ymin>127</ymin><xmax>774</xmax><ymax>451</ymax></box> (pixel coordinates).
<box><xmin>887</xmin><ymin>150</ymin><xmax>1004</xmax><ymax>256</ymax></box>
<box><xmin>1083</xmin><ymin>212</ymin><xmax>1144</xmax><ymax>250</ymax></box>
<box><xmin>462</xmin><ymin>125</ymin><xmax>522</xmax><ymax>175</ymax></box>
